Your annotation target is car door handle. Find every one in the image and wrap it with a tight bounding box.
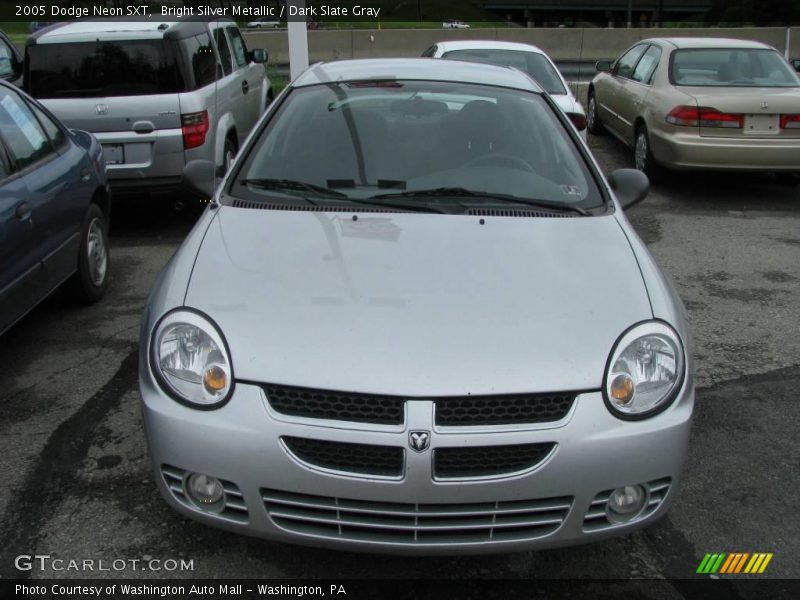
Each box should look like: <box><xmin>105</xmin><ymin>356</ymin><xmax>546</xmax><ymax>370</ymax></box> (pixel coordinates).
<box><xmin>15</xmin><ymin>201</ymin><xmax>31</xmax><ymax>220</ymax></box>
<box><xmin>241</xmin><ymin>80</ymin><xmax>249</xmax><ymax>95</ymax></box>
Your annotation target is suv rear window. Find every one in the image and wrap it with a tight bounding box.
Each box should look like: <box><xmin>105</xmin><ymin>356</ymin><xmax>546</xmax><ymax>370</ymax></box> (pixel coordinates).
<box><xmin>27</xmin><ymin>40</ymin><xmax>184</xmax><ymax>98</ymax></box>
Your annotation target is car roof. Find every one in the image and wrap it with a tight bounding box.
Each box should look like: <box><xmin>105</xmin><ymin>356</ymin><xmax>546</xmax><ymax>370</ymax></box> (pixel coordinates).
<box><xmin>28</xmin><ymin>17</ymin><xmax>229</xmax><ymax>44</ymax></box>
<box><xmin>645</xmin><ymin>37</ymin><xmax>773</xmax><ymax>50</ymax></box>
<box><xmin>292</xmin><ymin>58</ymin><xmax>543</xmax><ymax>92</ymax></box>
<box><xmin>434</xmin><ymin>40</ymin><xmax>548</xmax><ymax>55</ymax></box>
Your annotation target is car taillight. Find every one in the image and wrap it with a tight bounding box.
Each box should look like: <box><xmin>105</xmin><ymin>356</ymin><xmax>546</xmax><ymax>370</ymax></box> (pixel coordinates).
<box><xmin>566</xmin><ymin>112</ymin><xmax>587</xmax><ymax>132</ymax></box>
<box><xmin>666</xmin><ymin>105</ymin><xmax>743</xmax><ymax>128</ymax></box>
<box><xmin>779</xmin><ymin>114</ymin><xmax>800</xmax><ymax>129</ymax></box>
<box><xmin>182</xmin><ymin>110</ymin><xmax>209</xmax><ymax>149</ymax></box>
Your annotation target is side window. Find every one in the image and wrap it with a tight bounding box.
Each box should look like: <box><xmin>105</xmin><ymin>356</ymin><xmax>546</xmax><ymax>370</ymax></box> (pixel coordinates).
<box><xmin>614</xmin><ymin>45</ymin><xmax>648</xmax><ymax>80</ymax></box>
<box><xmin>0</xmin><ymin>89</ymin><xmax>53</xmax><ymax>170</ymax></box>
<box><xmin>185</xmin><ymin>33</ymin><xmax>216</xmax><ymax>88</ymax></box>
<box><xmin>0</xmin><ymin>150</ymin><xmax>10</xmax><ymax>180</ymax></box>
<box><xmin>227</xmin><ymin>27</ymin><xmax>248</xmax><ymax>68</ymax></box>
<box><xmin>30</xmin><ymin>103</ymin><xmax>66</xmax><ymax>151</ymax></box>
<box><xmin>0</xmin><ymin>39</ymin><xmax>17</xmax><ymax>78</ymax></box>
<box><xmin>632</xmin><ymin>45</ymin><xmax>662</xmax><ymax>84</ymax></box>
<box><xmin>422</xmin><ymin>45</ymin><xmax>437</xmax><ymax>58</ymax></box>
<box><xmin>214</xmin><ymin>28</ymin><xmax>233</xmax><ymax>76</ymax></box>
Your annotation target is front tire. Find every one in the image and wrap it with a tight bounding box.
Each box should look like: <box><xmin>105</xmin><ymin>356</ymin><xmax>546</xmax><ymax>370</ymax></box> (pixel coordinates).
<box><xmin>64</xmin><ymin>204</ymin><xmax>109</xmax><ymax>304</ymax></box>
<box><xmin>587</xmin><ymin>91</ymin><xmax>604</xmax><ymax>135</ymax></box>
<box><xmin>634</xmin><ymin>124</ymin><xmax>663</xmax><ymax>182</ymax></box>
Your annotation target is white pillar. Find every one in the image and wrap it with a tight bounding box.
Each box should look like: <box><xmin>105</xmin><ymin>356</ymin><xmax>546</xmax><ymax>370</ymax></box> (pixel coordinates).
<box><xmin>288</xmin><ymin>1</ymin><xmax>310</xmax><ymax>81</ymax></box>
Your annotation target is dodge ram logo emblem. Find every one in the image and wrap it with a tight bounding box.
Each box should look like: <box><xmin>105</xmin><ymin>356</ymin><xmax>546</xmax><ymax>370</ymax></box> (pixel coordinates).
<box><xmin>408</xmin><ymin>431</ymin><xmax>431</xmax><ymax>452</ymax></box>
<box><xmin>96</xmin><ymin>104</ymin><xmax>109</xmax><ymax>115</ymax></box>
<box><xmin>760</xmin><ymin>101</ymin><xmax>769</xmax><ymax>110</ymax></box>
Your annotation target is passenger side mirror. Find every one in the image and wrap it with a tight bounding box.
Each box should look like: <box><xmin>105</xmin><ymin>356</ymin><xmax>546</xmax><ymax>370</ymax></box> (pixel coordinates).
<box><xmin>595</xmin><ymin>60</ymin><xmax>612</xmax><ymax>73</ymax></box>
<box><xmin>249</xmin><ymin>49</ymin><xmax>268</xmax><ymax>64</ymax></box>
<box><xmin>608</xmin><ymin>169</ymin><xmax>649</xmax><ymax>209</ymax></box>
<box><xmin>182</xmin><ymin>160</ymin><xmax>216</xmax><ymax>200</ymax></box>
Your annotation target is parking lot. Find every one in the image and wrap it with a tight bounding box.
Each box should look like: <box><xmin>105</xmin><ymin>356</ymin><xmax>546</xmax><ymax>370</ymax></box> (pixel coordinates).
<box><xmin>0</xmin><ymin>132</ymin><xmax>798</xmax><ymax>592</ymax></box>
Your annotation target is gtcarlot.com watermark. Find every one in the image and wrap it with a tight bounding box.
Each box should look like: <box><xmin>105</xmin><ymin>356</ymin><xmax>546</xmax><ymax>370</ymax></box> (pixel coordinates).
<box><xmin>14</xmin><ymin>554</ymin><xmax>194</xmax><ymax>573</ymax></box>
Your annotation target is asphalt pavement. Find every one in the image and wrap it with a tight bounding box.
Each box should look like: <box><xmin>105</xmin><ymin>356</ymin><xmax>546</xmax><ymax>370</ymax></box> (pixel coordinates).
<box><xmin>0</xmin><ymin>134</ymin><xmax>798</xmax><ymax>595</ymax></box>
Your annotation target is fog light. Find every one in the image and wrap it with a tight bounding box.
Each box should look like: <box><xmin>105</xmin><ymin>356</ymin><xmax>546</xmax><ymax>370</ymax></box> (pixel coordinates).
<box><xmin>185</xmin><ymin>473</ymin><xmax>225</xmax><ymax>513</ymax></box>
<box><xmin>607</xmin><ymin>485</ymin><xmax>646</xmax><ymax>521</ymax></box>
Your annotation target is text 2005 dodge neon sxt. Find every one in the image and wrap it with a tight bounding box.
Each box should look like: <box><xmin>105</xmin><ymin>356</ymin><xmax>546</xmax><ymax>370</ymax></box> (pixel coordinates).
<box><xmin>139</xmin><ymin>59</ymin><xmax>693</xmax><ymax>554</ymax></box>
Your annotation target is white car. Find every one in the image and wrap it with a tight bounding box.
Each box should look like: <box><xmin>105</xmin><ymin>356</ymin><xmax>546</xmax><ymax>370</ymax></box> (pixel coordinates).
<box><xmin>442</xmin><ymin>20</ymin><xmax>470</xmax><ymax>29</ymax></box>
<box><xmin>425</xmin><ymin>40</ymin><xmax>587</xmax><ymax>140</ymax></box>
<box><xmin>248</xmin><ymin>18</ymin><xmax>281</xmax><ymax>29</ymax></box>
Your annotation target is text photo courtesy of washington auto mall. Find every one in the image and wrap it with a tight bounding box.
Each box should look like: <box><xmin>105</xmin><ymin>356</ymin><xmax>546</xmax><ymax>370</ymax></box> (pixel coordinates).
<box><xmin>0</xmin><ymin>0</ymin><xmax>799</xmax><ymax>598</ymax></box>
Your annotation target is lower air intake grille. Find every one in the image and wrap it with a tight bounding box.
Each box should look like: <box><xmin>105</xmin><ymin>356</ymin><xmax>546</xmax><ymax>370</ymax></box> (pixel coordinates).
<box><xmin>583</xmin><ymin>477</ymin><xmax>671</xmax><ymax>532</ymax></box>
<box><xmin>161</xmin><ymin>464</ymin><xmax>248</xmax><ymax>523</ymax></box>
<box><xmin>264</xmin><ymin>383</ymin><xmax>405</xmax><ymax>425</ymax></box>
<box><xmin>433</xmin><ymin>443</ymin><xmax>555</xmax><ymax>479</ymax></box>
<box><xmin>282</xmin><ymin>437</ymin><xmax>404</xmax><ymax>477</ymax></box>
<box><xmin>262</xmin><ymin>489</ymin><xmax>573</xmax><ymax>545</ymax></box>
<box><xmin>434</xmin><ymin>393</ymin><xmax>575</xmax><ymax>426</ymax></box>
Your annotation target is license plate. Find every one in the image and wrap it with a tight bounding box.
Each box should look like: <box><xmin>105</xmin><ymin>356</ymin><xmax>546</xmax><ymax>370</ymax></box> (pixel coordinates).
<box><xmin>103</xmin><ymin>144</ymin><xmax>125</xmax><ymax>165</ymax></box>
<box><xmin>744</xmin><ymin>114</ymin><xmax>779</xmax><ymax>135</ymax></box>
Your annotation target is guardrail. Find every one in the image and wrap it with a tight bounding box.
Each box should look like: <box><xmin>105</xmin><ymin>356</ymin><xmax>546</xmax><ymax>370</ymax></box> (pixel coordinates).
<box><xmin>244</xmin><ymin>26</ymin><xmax>799</xmax><ymax>68</ymax></box>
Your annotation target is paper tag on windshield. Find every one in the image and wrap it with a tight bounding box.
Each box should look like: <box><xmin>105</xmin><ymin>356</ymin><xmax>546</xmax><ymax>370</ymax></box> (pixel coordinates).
<box><xmin>561</xmin><ymin>184</ymin><xmax>582</xmax><ymax>196</ymax></box>
<box><xmin>0</xmin><ymin>95</ymin><xmax>47</xmax><ymax>150</ymax></box>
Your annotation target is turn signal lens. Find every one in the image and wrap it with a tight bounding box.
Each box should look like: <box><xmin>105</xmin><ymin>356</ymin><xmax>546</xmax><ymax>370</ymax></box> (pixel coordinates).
<box><xmin>203</xmin><ymin>364</ymin><xmax>228</xmax><ymax>393</ymax></box>
<box><xmin>610</xmin><ymin>374</ymin><xmax>635</xmax><ymax>405</ymax></box>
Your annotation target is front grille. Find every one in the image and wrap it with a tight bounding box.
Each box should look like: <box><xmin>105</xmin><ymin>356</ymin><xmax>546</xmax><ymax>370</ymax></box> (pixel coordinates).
<box><xmin>282</xmin><ymin>436</ymin><xmax>404</xmax><ymax>477</ymax></box>
<box><xmin>264</xmin><ymin>383</ymin><xmax>405</xmax><ymax>425</ymax></box>
<box><xmin>434</xmin><ymin>393</ymin><xmax>575</xmax><ymax>426</ymax></box>
<box><xmin>583</xmin><ymin>477</ymin><xmax>671</xmax><ymax>532</ymax></box>
<box><xmin>161</xmin><ymin>465</ymin><xmax>248</xmax><ymax>524</ymax></box>
<box><xmin>262</xmin><ymin>488</ymin><xmax>572</xmax><ymax>545</ymax></box>
<box><xmin>433</xmin><ymin>443</ymin><xmax>555</xmax><ymax>479</ymax></box>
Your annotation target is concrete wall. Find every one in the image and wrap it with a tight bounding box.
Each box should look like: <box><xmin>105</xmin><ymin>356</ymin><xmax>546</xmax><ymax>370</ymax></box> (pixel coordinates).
<box><xmin>244</xmin><ymin>27</ymin><xmax>800</xmax><ymax>67</ymax></box>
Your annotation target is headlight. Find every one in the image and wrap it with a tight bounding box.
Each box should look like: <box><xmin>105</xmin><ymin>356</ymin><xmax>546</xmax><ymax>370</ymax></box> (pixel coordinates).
<box><xmin>151</xmin><ymin>309</ymin><xmax>233</xmax><ymax>408</ymax></box>
<box><xmin>604</xmin><ymin>321</ymin><xmax>685</xmax><ymax>419</ymax></box>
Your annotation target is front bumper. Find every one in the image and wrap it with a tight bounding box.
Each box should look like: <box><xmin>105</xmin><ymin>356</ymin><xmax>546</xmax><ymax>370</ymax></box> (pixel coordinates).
<box><xmin>650</xmin><ymin>128</ymin><xmax>800</xmax><ymax>171</ymax></box>
<box><xmin>140</xmin><ymin>366</ymin><xmax>694</xmax><ymax>555</ymax></box>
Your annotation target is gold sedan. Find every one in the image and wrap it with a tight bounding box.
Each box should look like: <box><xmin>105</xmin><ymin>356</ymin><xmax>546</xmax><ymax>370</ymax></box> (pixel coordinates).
<box><xmin>588</xmin><ymin>38</ymin><xmax>800</xmax><ymax>182</ymax></box>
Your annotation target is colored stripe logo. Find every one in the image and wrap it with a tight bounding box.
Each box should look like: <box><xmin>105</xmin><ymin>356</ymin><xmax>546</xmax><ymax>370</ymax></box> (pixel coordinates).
<box><xmin>697</xmin><ymin>553</ymin><xmax>773</xmax><ymax>574</ymax></box>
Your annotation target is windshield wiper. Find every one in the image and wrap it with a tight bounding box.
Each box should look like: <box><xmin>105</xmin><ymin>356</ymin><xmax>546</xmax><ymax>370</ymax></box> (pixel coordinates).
<box><xmin>241</xmin><ymin>179</ymin><xmax>446</xmax><ymax>213</ymax></box>
<box><xmin>241</xmin><ymin>178</ymin><xmax>348</xmax><ymax>199</ymax></box>
<box><xmin>370</xmin><ymin>187</ymin><xmax>590</xmax><ymax>216</ymax></box>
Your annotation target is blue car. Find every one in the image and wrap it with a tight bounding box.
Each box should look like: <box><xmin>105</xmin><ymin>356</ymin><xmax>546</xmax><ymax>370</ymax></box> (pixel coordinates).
<box><xmin>0</xmin><ymin>80</ymin><xmax>110</xmax><ymax>335</ymax></box>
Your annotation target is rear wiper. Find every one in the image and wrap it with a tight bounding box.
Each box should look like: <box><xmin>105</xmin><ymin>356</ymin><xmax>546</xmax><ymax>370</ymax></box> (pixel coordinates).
<box><xmin>241</xmin><ymin>178</ymin><xmax>348</xmax><ymax>198</ymax></box>
<box><xmin>370</xmin><ymin>187</ymin><xmax>589</xmax><ymax>215</ymax></box>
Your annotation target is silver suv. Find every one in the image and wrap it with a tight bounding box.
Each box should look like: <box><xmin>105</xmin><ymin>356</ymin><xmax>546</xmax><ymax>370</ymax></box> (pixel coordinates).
<box><xmin>24</xmin><ymin>18</ymin><xmax>270</xmax><ymax>200</ymax></box>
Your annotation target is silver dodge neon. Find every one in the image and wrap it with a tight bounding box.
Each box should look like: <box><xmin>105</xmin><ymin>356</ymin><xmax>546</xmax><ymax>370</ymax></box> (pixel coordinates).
<box><xmin>139</xmin><ymin>58</ymin><xmax>694</xmax><ymax>554</ymax></box>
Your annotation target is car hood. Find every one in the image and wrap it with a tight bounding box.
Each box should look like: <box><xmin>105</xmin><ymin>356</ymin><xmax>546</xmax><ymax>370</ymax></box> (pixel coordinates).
<box><xmin>184</xmin><ymin>207</ymin><xmax>652</xmax><ymax>396</ymax></box>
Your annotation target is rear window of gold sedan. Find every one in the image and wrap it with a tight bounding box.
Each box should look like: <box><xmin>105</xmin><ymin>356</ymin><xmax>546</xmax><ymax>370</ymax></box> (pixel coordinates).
<box><xmin>671</xmin><ymin>48</ymin><xmax>800</xmax><ymax>88</ymax></box>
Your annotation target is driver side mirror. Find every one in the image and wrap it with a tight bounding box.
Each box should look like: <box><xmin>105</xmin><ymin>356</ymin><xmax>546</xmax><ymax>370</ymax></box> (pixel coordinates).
<box><xmin>595</xmin><ymin>60</ymin><xmax>612</xmax><ymax>73</ymax></box>
<box><xmin>608</xmin><ymin>169</ymin><xmax>649</xmax><ymax>209</ymax></box>
<box><xmin>182</xmin><ymin>159</ymin><xmax>216</xmax><ymax>200</ymax></box>
<box><xmin>248</xmin><ymin>48</ymin><xmax>268</xmax><ymax>64</ymax></box>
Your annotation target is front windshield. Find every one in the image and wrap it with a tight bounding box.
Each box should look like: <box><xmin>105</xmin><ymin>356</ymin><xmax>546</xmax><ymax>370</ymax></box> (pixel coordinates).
<box><xmin>442</xmin><ymin>49</ymin><xmax>567</xmax><ymax>95</ymax></box>
<box><xmin>231</xmin><ymin>80</ymin><xmax>601</xmax><ymax>211</ymax></box>
<box><xmin>671</xmin><ymin>48</ymin><xmax>800</xmax><ymax>88</ymax></box>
